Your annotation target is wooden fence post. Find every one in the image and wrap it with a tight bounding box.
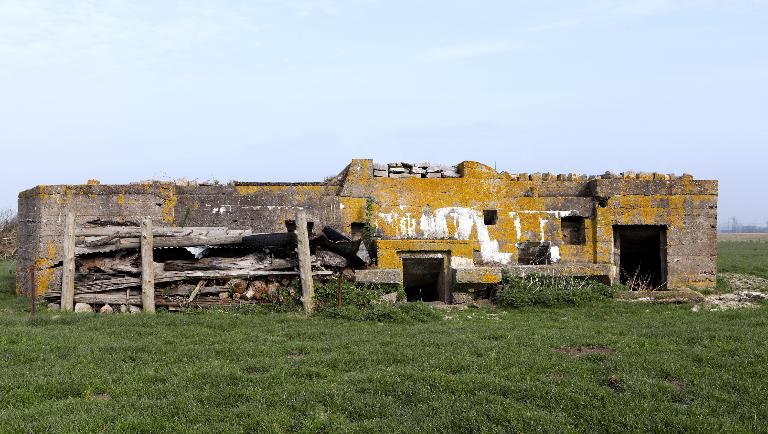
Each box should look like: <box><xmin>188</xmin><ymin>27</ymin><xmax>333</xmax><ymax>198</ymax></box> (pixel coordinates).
<box><xmin>61</xmin><ymin>212</ymin><xmax>76</xmax><ymax>311</ymax></box>
<box><xmin>296</xmin><ymin>210</ymin><xmax>314</xmax><ymax>314</ymax></box>
<box><xmin>141</xmin><ymin>218</ymin><xmax>155</xmax><ymax>313</ymax></box>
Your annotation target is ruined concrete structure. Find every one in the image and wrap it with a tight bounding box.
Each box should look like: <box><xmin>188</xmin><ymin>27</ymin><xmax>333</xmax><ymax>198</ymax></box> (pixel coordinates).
<box><xmin>18</xmin><ymin>160</ymin><xmax>718</xmax><ymax>301</ymax></box>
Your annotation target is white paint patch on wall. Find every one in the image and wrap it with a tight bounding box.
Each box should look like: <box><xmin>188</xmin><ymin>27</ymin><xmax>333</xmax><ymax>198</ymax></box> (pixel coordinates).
<box><xmin>421</xmin><ymin>207</ymin><xmax>513</xmax><ymax>264</ymax></box>
<box><xmin>418</xmin><ymin>207</ymin><xmax>476</xmax><ymax>240</ymax></box>
<box><xmin>399</xmin><ymin>213</ymin><xmax>417</xmax><ymax>238</ymax></box>
<box><xmin>451</xmin><ymin>256</ymin><xmax>474</xmax><ymax>268</ymax></box>
<box><xmin>419</xmin><ymin>210</ymin><xmax>449</xmax><ymax>238</ymax></box>
<box><xmin>212</xmin><ymin>205</ymin><xmax>233</xmax><ymax>214</ymax></box>
<box><xmin>549</xmin><ymin>245</ymin><xmax>560</xmax><ymax>263</ymax></box>
<box><xmin>508</xmin><ymin>212</ymin><xmax>522</xmax><ymax>241</ymax></box>
<box><xmin>375</xmin><ymin>207</ymin><xmax>514</xmax><ymax>264</ymax></box>
<box><xmin>378</xmin><ymin>212</ymin><xmax>395</xmax><ymax>225</ymax></box>
<box><xmin>376</xmin><ymin>207</ymin><xmax>579</xmax><ymax>265</ymax></box>
<box><xmin>473</xmin><ymin>214</ymin><xmax>514</xmax><ymax>264</ymax></box>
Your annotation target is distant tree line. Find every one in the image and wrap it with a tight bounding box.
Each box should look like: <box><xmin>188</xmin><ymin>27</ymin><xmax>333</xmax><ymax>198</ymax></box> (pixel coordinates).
<box><xmin>0</xmin><ymin>209</ymin><xmax>16</xmax><ymax>260</ymax></box>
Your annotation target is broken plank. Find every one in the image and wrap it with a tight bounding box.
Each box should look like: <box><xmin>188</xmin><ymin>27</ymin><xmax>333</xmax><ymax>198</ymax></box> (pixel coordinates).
<box><xmin>75</xmin><ymin>227</ymin><xmax>233</xmax><ymax>237</ymax></box>
<box><xmin>67</xmin><ymin>270</ymin><xmax>333</xmax><ymax>293</ymax></box>
<box><xmin>75</xmin><ymin>234</ymin><xmax>249</xmax><ymax>254</ymax></box>
<box><xmin>163</xmin><ymin>254</ymin><xmax>297</xmax><ymax>272</ymax></box>
<box><xmin>188</xmin><ymin>280</ymin><xmax>206</xmax><ymax>302</ymax></box>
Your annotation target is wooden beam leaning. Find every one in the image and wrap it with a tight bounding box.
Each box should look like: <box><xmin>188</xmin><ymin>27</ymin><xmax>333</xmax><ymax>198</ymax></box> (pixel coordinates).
<box><xmin>140</xmin><ymin>218</ymin><xmax>156</xmax><ymax>313</ymax></box>
<box><xmin>295</xmin><ymin>210</ymin><xmax>315</xmax><ymax>314</ymax></box>
<box><xmin>61</xmin><ymin>212</ymin><xmax>76</xmax><ymax>311</ymax></box>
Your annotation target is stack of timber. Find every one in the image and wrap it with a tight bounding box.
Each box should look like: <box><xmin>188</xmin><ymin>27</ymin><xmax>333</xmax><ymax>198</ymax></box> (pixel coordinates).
<box><xmin>45</xmin><ymin>223</ymin><xmax>368</xmax><ymax>311</ymax></box>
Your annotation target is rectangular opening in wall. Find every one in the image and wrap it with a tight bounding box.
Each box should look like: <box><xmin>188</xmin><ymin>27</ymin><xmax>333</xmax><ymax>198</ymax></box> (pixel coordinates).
<box><xmin>483</xmin><ymin>210</ymin><xmax>498</xmax><ymax>225</ymax></box>
<box><xmin>613</xmin><ymin>225</ymin><xmax>667</xmax><ymax>289</ymax></box>
<box><xmin>517</xmin><ymin>241</ymin><xmax>553</xmax><ymax>265</ymax></box>
<box><xmin>350</xmin><ymin>222</ymin><xmax>365</xmax><ymax>241</ymax></box>
<box><xmin>284</xmin><ymin>220</ymin><xmax>314</xmax><ymax>233</ymax></box>
<box><xmin>561</xmin><ymin>216</ymin><xmax>586</xmax><ymax>245</ymax></box>
<box><xmin>402</xmin><ymin>256</ymin><xmax>447</xmax><ymax>302</ymax></box>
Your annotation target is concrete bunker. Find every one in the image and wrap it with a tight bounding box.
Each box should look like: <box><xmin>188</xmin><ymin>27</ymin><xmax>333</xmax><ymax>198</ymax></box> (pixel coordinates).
<box><xmin>614</xmin><ymin>225</ymin><xmax>667</xmax><ymax>289</ymax></box>
<box><xmin>15</xmin><ymin>159</ymin><xmax>718</xmax><ymax>298</ymax></box>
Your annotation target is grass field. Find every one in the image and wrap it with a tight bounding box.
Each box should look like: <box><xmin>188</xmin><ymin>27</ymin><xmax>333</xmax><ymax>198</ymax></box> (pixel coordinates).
<box><xmin>1</xmin><ymin>244</ymin><xmax>767</xmax><ymax>433</ymax></box>
<box><xmin>717</xmin><ymin>239</ymin><xmax>768</xmax><ymax>279</ymax></box>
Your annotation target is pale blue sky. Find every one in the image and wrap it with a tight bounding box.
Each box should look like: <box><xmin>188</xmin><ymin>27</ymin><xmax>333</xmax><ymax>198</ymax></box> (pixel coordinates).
<box><xmin>1</xmin><ymin>0</ymin><xmax>766</xmax><ymax>225</ymax></box>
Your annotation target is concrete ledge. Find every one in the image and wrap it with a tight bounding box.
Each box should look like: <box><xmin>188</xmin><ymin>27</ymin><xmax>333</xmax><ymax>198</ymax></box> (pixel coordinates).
<box><xmin>504</xmin><ymin>263</ymin><xmax>617</xmax><ymax>283</ymax></box>
<box><xmin>354</xmin><ymin>269</ymin><xmax>402</xmax><ymax>285</ymax></box>
<box><xmin>454</xmin><ymin>267</ymin><xmax>502</xmax><ymax>284</ymax></box>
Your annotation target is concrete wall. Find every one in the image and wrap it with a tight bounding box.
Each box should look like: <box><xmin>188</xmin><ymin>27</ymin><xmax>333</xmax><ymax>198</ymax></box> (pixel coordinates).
<box><xmin>340</xmin><ymin>160</ymin><xmax>717</xmax><ymax>289</ymax></box>
<box><xmin>17</xmin><ymin>159</ymin><xmax>717</xmax><ymax>295</ymax></box>
<box><xmin>16</xmin><ymin>182</ymin><xmax>344</xmax><ymax>295</ymax></box>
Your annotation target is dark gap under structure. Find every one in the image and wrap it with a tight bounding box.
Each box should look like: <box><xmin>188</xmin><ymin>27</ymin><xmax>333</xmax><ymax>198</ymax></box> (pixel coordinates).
<box><xmin>517</xmin><ymin>241</ymin><xmax>553</xmax><ymax>265</ymax></box>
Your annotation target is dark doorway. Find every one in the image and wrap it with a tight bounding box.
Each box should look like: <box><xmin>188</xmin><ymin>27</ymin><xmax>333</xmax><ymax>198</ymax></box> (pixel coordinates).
<box><xmin>402</xmin><ymin>257</ymin><xmax>446</xmax><ymax>302</ymax></box>
<box><xmin>613</xmin><ymin>225</ymin><xmax>667</xmax><ymax>289</ymax></box>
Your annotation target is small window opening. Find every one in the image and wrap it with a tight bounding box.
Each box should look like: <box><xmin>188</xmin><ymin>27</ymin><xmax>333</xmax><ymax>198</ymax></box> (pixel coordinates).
<box><xmin>561</xmin><ymin>216</ymin><xmax>586</xmax><ymax>245</ymax></box>
<box><xmin>483</xmin><ymin>209</ymin><xmax>498</xmax><ymax>225</ymax></box>
<box><xmin>285</xmin><ymin>220</ymin><xmax>314</xmax><ymax>233</ymax></box>
<box><xmin>350</xmin><ymin>222</ymin><xmax>366</xmax><ymax>241</ymax></box>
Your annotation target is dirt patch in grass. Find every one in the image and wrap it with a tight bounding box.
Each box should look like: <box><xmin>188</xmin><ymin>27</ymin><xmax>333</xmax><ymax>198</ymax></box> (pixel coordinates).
<box><xmin>287</xmin><ymin>350</ymin><xmax>305</xmax><ymax>361</ymax></box>
<box><xmin>693</xmin><ymin>291</ymin><xmax>768</xmax><ymax>311</ymax></box>
<box><xmin>720</xmin><ymin>273</ymin><xmax>768</xmax><ymax>292</ymax></box>
<box><xmin>87</xmin><ymin>392</ymin><xmax>111</xmax><ymax>401</ymax></box>
<box><xmin>545</xmin><ymin>371</ymin><xmax>564</xmax><ymax>381</ymax></box>
<box><xmin>666</xmin><ymin>378</ymin><xmax>685</xmax><ymax>391</ymax></box>
<box><xmin>615</xmin><ymin>290</ymin><xmax>704</xmax><ymax>303</ymax></box>
<box><xmin>553</xmin><ymin>345</ymin><xmax>615</xmax><ymax>356</ymax></box>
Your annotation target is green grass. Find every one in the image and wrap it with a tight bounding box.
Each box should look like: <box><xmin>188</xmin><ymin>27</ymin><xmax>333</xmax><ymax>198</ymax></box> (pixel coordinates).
<box><xmin>0</xmin><ymin>247</ymin><xmax>767</xmax><ymax>432</ymax></box>
<box><xmin>717</xmin><ymin>240</ymin><xmax>768</xmax><ymax>278</ymax></box>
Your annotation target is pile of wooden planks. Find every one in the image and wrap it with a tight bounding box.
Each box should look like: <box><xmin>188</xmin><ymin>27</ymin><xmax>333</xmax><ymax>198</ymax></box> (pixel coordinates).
<box><xmin>47</xmin><ymin>217</ymin><xmax>355</xmax><ymax>312</ymax></box>
<box><xmin>75</xmin><ymin>227</ymin><xmax>253</xmax><ymax>255</ymax></box>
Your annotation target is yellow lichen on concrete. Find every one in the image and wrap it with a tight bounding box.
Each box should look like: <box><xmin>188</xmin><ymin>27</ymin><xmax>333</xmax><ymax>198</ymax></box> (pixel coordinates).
<box><xmin>376</xmin><ymin>239</ymin><xmax>475</xmax><ymax>269</ymax></box>
<box><xmin>15</xmin><ymin>160</ymin><xmax>717</xmax><ymax>294</ymax></box>
<box><xmin>234</xmin><ymin>184</ymin><xmax>332</xmax><ymax>197</ymax></box>
<box><xmin>455</xmin><ymin>267</ymin><xmax>503</xmax><ymax>284</ymax></box>
<box><xmin>339</xmin><ymin>197</ymin><xmax>368</xmax><ymax>229</ymax></box>
<box><xmin>361</xmin><ymin>173</ymin><xmax>594</xmax><ymax>268</ymax></box>
<box><xmin>33</xmin><ymin>242</ymin><xmax>56</xmax><ymax>296</ymax></box>
<box><xmin>158</xmin><ymin>184</ymin><xmax>177</xmax><ymax>224</ymax></box>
